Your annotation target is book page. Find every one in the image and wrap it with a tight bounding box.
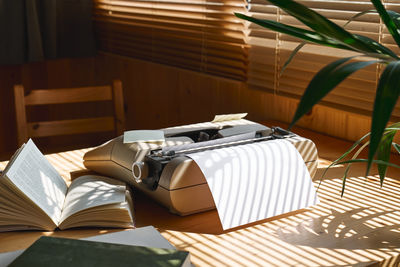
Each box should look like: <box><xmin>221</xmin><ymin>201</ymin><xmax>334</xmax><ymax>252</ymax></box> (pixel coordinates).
<box><xmin>59</xmin><ymin>175</ymin><xmax>126</xmax><ymax>223</ymax></box>
<box><xmin>2</xmin><ymin>144</ymin><xmax>24</xmax><ymax>175</ymax></box>
<box><xmin>3</xmin><ymin>140</ymin><xmax>67</xmax><ymax>225</ymax></box>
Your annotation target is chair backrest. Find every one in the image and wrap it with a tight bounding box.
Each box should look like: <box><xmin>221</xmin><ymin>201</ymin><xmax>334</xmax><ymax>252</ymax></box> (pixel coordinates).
<box><xmin>14</xmin><ymin>80</ymin><xmax>125</xmax><ymax>146</ymax></box>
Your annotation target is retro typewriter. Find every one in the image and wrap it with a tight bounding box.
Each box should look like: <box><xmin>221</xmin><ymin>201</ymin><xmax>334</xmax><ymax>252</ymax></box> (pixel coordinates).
<box><xmin>83</xmin><ymin>116</ymin><xmax>318</xmax><ymax>215</ymax></box>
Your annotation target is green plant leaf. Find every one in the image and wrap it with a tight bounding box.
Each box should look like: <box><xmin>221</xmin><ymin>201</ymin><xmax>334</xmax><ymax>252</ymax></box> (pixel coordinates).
<box><xmin>367</xmin><ymin>61</ymin><xmax>400</xmax><ymax>175</ymax></box>
<box><xmin>338</xmin><ymin>158</ymin><xmax>400</xmax><ymax>169</ymax></box>
<box><xmin>376</xmin><ymin>130</ymin><xmax>396</xmax><ymax>186</ymax></box>
<box><xmin>318</xmin><ymin>131</ymin><xmax>371</xmax><ymax>192</ymax></box>
<box><xmin>375</xmin><ymin>122</ymin><xmax>400</xmax><ymax>183</ymax></box>
<box><xmin>341</xmin><ymin>175</ymin><xmax>347</xmax><ymax>197</ymax></box>
<box><xmin>344</xmin><ymin>10</ymin><xmax>400</xmax><ymax>29</ymax></box>
<box><xmin>343</xmin><ymin>10</ymin><xmax>399</xmax><ymax>59</ymax></box>
<box><xmin>393</xmin><ymin>143</ymin><xmax>400</xmax><ymax>154</ymax></box>
<box><xmin>343</xmin><ymin>10</ymin><xmax>376</xmax><ymax>28</ymax></box>
<box><xmin>265</xmin><ymin>0</ymin><xmax>389</xmax><ymax>54</ymax></box>
<box><xmin>324</xmin><ymin>122</ymin><xmax>400</xmax><ymax>193</ymax></box>
<box><xmin>234</xmin><ymin>13</ymin><xmax>353</xmax><ymax>50</ymax></box>
<box><xmin>344</xmin><ymin>9</ymin><xmax>400</xmax><ymax>31</ymax></box>
<box><xmin>340</xmin><ymin>141</ymin><xmax>370</xmax><ymax>197</ymax></box>
<box><xmin>290</xmin><ymin>57</ymin><xmax>379</xmax><ymax>128</ymax></box>
<box><xmin>235</xmin><ymin>11</ymin><xmax>396</xmax><ymax>60</ymax></box>
<box><xmin>353</xmin><ymin>34</ymin><xmax>398</xmax><ymax>59</ymax></box>
<box><xmin>371</xmin><ymin>0</ymin><xmax>400</xmax><ymax>49</ymax></box>
<box><xmin>387</xmin><ymin>10</ymin><xmax>400</xmax><ymax>29</ymax></box>
<box><xmin>334</xmin><ymin>157</ymin><xmax>400</xmax><ymax>194</ymax></box>
<box><xmin>280</xmin><ymin>42</ymin><xmax>306</xmax><ymax>76</ymax></box>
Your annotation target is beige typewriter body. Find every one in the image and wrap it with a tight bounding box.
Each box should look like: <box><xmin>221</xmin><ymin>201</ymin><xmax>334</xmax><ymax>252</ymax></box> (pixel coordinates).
<box><xmin>83</xmin><ymin>119</ymin><xmax>318</xmax><ymax>216</ymax></box>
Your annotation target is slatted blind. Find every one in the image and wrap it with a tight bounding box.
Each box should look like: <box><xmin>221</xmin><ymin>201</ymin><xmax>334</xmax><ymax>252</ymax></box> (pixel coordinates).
<box><xmin>93</xmin><ymin>0</ymin><xmax>248</xmax><ymax>80</ymax></box>
<box><xmin>247</xmin><ymin>0</ymin><xmax>400</xmax><ymax>118</ymax></box>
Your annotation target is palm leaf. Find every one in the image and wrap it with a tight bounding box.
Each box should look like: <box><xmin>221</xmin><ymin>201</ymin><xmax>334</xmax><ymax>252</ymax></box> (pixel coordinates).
<box><xmin>393</xmin><ymin>143</ymin><xmax>400</xmax><ymax>154</ymax></box>
<box><xmin>335</xmin><ymin>156</ymin><xmax>400</xmax><ymax>194</ymax></box>
<box><xmin>343</xmin><ymin>10</ymin><xmax>375</xmax><ymax>28</ymax></box>
<box><xmin>234</xmin><ymin>13</ymin><xmax>353</xmax><ymax>50</ymax></box>
<box><xmin>343</xmin><ymin>9</ymin><xmax>399</xmax><ymax>59</ymax></box>
<box><xmin>345</xmin><ymin>9</ymin><xmax>400</xmax><ymax>30</ymax></box>
<box><xmin>338</xmin><ymin>159</ymin><xmax>400</xmax><ymax>169</ymax></box>
<box><xmin>371</xmin><ymin>0</ymin><xmax>400</xmax><ymax>48</ymax></box>
<box><xmin>387</xmin><ymin>10</ymin><xmax>400</xmax><ymax>28</ymax></box>
<box><xmin>238</xmin><ymin>0</ymin><xmax>400</xmax><ymax>192</ymax></box>
<box><xmin>367</xmin><ymin>61</ymin><xmax>400</xmax><ymax>175</ymax></box>
<box><xmin>290</xmin><ymin>58</ymin><xmax>379</xmax><ymax>128</ymax></box>
<box><xmin>280</xmin><ymin>42</ymin><xmax>306</xmax><ymax>76</ymax></box>
<box><xmin>340</xmin><ymin>141</ymin><xmax>370</xmax><ymax>197</ymax></box>
<box><xmin>353</xmin><ymin>34</ymin><xmax>398</xmax><ymax>59</ymax></box>
<box><xmin>322</xmin><ymin>122</ymin><xmax>400</xmax><ymax>194</ymax></box>
<box><xmin>265</xmin><ymin>0</ymin><xmax>392</xmax><ymax>55</ymax></box>
<box><xmin>280</xmin><ymin>7</ymin><xmax>398</xmax><ymax>90</ymax></box>
<box><xmin>318</xmin><ymin>131</ymin><xmax>371</xmax><ymax>192</ymax></box>
<box><xmin>376</xmin><ymin>122</ymin><xmax>400</xmax><ymax>184</ymax></box>
<box><xmin>377</xmin><ymin>130</ymin><xmax>396</xmax><ymax>186</ymax></box>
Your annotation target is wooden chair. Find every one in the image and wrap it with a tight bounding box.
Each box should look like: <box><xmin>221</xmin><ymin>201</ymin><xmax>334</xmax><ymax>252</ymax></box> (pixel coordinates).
<box><xmin>13</xmin><ymin>80</ymin><xmax>125</xmax><ymax>147</ymax></box>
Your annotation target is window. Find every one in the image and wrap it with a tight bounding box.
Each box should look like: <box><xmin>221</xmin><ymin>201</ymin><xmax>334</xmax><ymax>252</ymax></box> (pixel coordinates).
<box><xmin>93</xmin><ymin>0</ymin><xmax>248</xmax><ymax>80</ymax></box>
<box><xmin>93</xmin><ymin>0</ymin><xmax>400</xmax><ymax>118</ymax></box>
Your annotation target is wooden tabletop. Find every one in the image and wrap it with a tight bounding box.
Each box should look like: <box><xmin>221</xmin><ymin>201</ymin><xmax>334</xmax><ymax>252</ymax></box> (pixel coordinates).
<box><xmin>1</xmin><ymin>126</ymin><xmax>400</xmax><ymax>266</ymax></box>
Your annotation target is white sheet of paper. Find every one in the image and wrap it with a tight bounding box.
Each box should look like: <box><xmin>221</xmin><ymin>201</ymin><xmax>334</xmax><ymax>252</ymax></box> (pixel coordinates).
<box><xmin>123</xmin><ymin>130</ymin><xmax>165</xmax><ymax>144</ymax></box>
<box><xmin>212</xmin><ymin>113</ymin><xmax>247</xmax><ymax>122</ymax></box>
<box><xmin>188</xmin><ymin>139</ymin><xmax>319</xmax><ymax>230</ymax></box>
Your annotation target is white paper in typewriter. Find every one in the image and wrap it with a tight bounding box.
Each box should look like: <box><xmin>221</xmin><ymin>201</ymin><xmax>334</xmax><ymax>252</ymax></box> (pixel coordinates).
<box><xmin>188</xmin><ymin>139</ymin><xmax>319</xmax><ymax>230</ymax></box>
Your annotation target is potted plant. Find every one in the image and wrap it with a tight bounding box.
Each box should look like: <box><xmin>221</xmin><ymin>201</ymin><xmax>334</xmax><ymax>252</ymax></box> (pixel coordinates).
<box><xmin>236</xmin><ymin>0</ymin><xmax>400</xmax><ymax>194</ymax></box>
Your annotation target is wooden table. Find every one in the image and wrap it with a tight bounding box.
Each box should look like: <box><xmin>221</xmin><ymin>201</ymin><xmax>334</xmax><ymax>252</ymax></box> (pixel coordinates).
<box><xmin>1</xmin><ymin>127</ymin><xmax>400</xmax><ymax>266</ymax></box>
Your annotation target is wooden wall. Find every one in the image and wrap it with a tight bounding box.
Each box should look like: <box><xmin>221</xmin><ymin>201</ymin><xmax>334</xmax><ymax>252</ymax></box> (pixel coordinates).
<box><xmin>0</xmin><ymin>53</ymin><xmax>380</xmax><ymax>159</ymax></box>
<box><xmin>0</xmin><ymin>58</ymin><xmax>100</xmax><ymax>158</ymax></box>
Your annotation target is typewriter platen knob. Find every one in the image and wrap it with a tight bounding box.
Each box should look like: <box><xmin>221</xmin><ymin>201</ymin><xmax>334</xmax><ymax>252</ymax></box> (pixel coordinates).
<box><xmin>132</xmin><ymin>161</ymin><xmax>148</xmax><ymax>183</ymax></box>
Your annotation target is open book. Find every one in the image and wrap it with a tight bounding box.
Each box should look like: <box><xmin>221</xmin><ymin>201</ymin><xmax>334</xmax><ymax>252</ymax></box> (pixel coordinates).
<box><xmin>0</xmin><ymin>139</ymin><xmax>134</xmax><ymax>232</ymax></box>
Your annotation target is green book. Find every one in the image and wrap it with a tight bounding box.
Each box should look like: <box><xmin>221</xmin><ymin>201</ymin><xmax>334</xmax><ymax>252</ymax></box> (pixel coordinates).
<box><xmin>9</xmin><ymin>236</ymin><xmax>191</xmax><ymax>267</ymax></box>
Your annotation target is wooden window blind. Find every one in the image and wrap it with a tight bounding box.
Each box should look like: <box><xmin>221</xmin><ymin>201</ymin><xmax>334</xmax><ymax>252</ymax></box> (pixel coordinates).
<box><xmin>246</xmin><ymin>0</ymin><xmax>400</xmax><ymax>118</ymax></box>
<box><xmin>93</xmin><ymin>0</ymin><xmax>248</xmax><ymax>81</ymax></box>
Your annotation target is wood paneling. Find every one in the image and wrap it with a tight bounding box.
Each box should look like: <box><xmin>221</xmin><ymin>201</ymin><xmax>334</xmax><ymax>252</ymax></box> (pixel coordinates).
<box><xmin>28</xmin><ymin>117</ymin><xmax>115</xmax><ymax>137</ymax></box>
<box><xmin>0</xmin><ymin>53</ymin><xmax>388</xmax><ymax>159</ymax></box>
<box><xmin>0</xmin><ymin>64</ymin><xmax>21</xmax><ymax>157</ymax></box>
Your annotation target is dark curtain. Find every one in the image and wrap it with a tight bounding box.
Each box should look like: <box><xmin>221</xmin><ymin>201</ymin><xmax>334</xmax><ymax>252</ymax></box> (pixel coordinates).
<box><xmin>0</xmin><ymin>0</ymin><xmax>96</xmax><ymax>65</ymax></box>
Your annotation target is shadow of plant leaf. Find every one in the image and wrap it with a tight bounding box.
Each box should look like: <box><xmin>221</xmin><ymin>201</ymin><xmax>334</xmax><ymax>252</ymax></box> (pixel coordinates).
<box><xmin>275</xmin><ymin>207</ymin><xmax>400</xmax><ymax>250</ymax></box>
